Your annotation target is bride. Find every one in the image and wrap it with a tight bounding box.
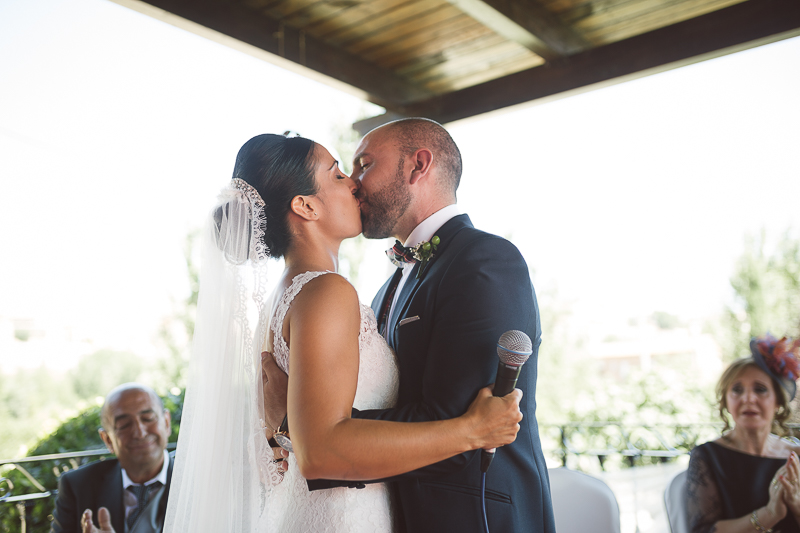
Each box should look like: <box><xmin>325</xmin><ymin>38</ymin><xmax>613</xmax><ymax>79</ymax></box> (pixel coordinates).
<box><xmin>164</xmin><ymin>133</ymin><xmax>522</xmax><ymax>532</ymax></box>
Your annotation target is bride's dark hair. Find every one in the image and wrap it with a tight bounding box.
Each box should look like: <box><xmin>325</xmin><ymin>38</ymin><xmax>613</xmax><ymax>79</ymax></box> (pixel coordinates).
<box><xmin>233</xmin><ymin>133</ymin><xmax>318</xmax><ymax>259</ymax></box>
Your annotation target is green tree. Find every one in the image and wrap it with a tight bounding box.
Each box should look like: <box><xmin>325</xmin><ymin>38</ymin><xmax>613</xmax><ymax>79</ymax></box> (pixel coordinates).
<box><xmin>651</xmin><ymin>311</ymin><xmax>683</xmax><ymax>330</ymax></box>
<box><xmin>0</xmin><ymin>349</ymin><xmax>154</xmax><ymax>462</ymax></box>
<box><xmin>721</xmin><ymin>230</ymin><xmax>800</xmax><ymax>360</ymax></box>
<box><xmin>554</xmin><ymin>368</ymin><xmax>718</xmax><ymax>471</ymax></box>
<box><xmin>156</xmin><ymin>231</ymin><xmax>199</xmax><ymax>391</ymax></box>
<box><xmin>534</xmin><ymin>287</ymin><xmax>720</xmax><ymax>470</ymax></box>
<box><xmin>68</xmin><ymin>349</ymin><xmax>144</xmax><ymax>400</ymax></box>
<box><xmin>535</xmin><ymin>285</ymin><xmax>592</xmax><ymax>424</ymax></box>
<box><xmin>0</xmin><ymin>368</ymin><xmax>82</xmax><ymax>460</ymax></box>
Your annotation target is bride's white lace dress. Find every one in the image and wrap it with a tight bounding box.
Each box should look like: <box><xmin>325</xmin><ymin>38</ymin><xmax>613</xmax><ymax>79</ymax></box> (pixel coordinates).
<box><xmin>266</xmin><ymin>271</ymin><xmax>399</xmax><ymax>532</ymax></box>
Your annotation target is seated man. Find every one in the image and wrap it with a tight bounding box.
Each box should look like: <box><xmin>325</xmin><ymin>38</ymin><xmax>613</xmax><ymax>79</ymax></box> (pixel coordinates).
<box><xmin>51</xmin><ymin>383</ymin><xmax>174</xmax><ymax>533</ymax></box>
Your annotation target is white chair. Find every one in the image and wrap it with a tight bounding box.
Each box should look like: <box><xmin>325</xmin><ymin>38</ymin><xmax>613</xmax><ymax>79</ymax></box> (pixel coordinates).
<box><xmin>664</xmin><ymin>469</ymin><xmax>689</xmax><ymax>533</ymax></box>
<box><xmin>548</xmin><ymin>467</ymin><xmax>621</xmax><ymax>533</ymax></box>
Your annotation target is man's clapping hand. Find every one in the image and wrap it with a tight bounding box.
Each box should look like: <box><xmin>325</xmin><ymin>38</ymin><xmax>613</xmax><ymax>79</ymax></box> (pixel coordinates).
<box><xmin>81</xmin><ymin>508</ymin><xmax>115</xmax><ymax>533</ymax></box>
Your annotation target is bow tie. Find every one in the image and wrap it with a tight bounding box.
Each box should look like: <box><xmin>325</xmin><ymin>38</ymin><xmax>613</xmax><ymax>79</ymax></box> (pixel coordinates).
<box><xmin>386</xmin><ymin>240</ymin><xmax>418</xmax><ymax>268</ymax></box>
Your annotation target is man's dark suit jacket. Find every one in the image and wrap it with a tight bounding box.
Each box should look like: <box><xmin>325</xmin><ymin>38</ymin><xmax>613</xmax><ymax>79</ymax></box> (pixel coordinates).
<box><xmin>51</xmin><ymin>453</ymin><xmax>174</xmax><ymax>533</ymax></box>
<box><xmin>310</xmin><ymin>214</ymin><xmax>555</xmax><ymax>533</ymax></box>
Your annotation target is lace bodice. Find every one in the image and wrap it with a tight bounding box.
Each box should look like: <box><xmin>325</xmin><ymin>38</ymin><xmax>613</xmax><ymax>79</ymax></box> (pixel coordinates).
<box><xmin>270</xmin><ymin>271</ymin><xmax>399</xmax><ymax>410</ymax></box>
<box><xmin>265</xmin><ymin>271</ymin><xmax>399</xmax><ymax>532</ymax></box>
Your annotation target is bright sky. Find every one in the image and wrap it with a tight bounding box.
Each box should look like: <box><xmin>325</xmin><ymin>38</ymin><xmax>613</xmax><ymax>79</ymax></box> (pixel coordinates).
<box><xmin>1</xmin><ymin>0</ymin><xmax>799</xmax><ymax>368</ymax></box>
<box><xmin>450</xmin><ymin>38</ymin><xmax>800</xmax><ymax>325</ymax></box>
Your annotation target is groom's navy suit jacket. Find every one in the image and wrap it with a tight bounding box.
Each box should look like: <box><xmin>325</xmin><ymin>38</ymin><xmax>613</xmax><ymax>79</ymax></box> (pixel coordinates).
<box><xmin>310</xmin><ymin>214</ymin><xmax>555</xmax><ymax>533</ymax></box>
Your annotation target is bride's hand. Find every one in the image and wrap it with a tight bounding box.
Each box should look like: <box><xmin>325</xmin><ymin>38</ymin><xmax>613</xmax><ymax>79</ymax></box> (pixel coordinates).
<box><xmin>261</xmin><ymin>351</ymin><xmax>288</xmax><ymax>431</ymax></box>
<box><xmin>462</xmin><ymin>387</ymin><xmax>523</xmax><ymax>451</ymax></box>
<box><xmin>272</xmin><ymin>447</ymin><xmax>289</xmax><ymax>472</ymax></box>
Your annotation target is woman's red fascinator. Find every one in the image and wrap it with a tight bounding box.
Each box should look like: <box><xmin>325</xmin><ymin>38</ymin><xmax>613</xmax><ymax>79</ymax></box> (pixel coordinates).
<box><xmin>750</xmin><ymin>334</ymin><xmax>800</xmax><ymax>401</ymax></box>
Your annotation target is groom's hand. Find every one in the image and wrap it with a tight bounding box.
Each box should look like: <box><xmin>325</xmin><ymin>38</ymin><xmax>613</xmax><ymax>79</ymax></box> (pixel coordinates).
<box><xmin>465</xmin><ymin>387</ymin><xmax>523</xmax><ymax>451</ymax></box>
<box><xmin>261</xmin><ymin>351</ymin><xmax>288</xmax><ymax>433</ymax></box>
<box><xmin>81</xmin><ymin>508</ymin><xmax>116</xmax><ymax>533</ymax></box>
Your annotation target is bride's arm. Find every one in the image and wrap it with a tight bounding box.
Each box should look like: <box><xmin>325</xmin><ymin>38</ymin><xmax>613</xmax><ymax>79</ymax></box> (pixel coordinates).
<box><xmin>285</xmin><ymin>274</ymin><xmax>521</xmax><ymax>481</ymax></box>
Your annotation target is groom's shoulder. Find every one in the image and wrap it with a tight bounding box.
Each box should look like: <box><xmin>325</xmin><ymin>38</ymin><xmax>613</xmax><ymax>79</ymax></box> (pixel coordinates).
<box><xmin>449</xmin><ymin>221</ymin><xmax>525</xmax><ymax>261</ymax></box>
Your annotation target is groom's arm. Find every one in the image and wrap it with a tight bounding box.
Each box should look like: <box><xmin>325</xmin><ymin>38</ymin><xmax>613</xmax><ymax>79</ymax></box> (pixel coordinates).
<box><xmin>310</xmin><ymin>234</ymin><xmax>540</xmax><ymax>489</ymax></box>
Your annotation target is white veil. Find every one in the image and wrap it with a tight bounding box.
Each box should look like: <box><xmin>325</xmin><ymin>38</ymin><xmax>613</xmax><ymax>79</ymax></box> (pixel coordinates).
<box><xmin>164</xmin><ymin>178</ymin><xmax>275</xmax><ymax>532</ymax></box>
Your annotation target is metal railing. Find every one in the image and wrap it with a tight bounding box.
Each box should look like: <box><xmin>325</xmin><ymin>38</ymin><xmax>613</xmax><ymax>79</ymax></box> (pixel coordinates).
<box><xmin>0</xmin><ymin>445</ymin><xmax>177</xmax><ymax>532</ymax></box>
<box><xmin>540</xmin><ymin>421</ymin><xmax>732</xmax><ymax>470</ymax></box>
<box><xmin>2</xmin><ymin>424</ymin><xmax>797</xmax><ymax>531</ymax></box>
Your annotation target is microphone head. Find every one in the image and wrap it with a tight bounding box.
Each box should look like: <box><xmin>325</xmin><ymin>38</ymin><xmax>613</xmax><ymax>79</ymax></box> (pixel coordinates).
<box><xmin>497</xmin><ymin>330</ymin><xmax>532</xmax><ymax>366</ymax></box>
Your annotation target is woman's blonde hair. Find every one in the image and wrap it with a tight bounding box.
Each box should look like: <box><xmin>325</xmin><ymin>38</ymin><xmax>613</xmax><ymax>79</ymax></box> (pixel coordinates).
<box><xmin>716</xmin><ymin>357</ymin><xmax>792</xmax><ymax>436</ymax></box>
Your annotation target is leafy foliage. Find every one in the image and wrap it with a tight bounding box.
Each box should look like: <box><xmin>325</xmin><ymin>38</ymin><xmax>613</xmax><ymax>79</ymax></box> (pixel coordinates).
<box><xmin>721</xmin><ymin>230</ymin><xmax>800</xmax><ymax>361</ymax></box>
<box><xmin>155</xmin><ymin>231</ymin><xmax>200</xmax><ymax>392</ymax></box>
<box><xmin>0</xmin><ymin>369</ymin><xmax>87</xmax><ymax>461</ymax></box>
<box><xmin>69</xmin><ymin>350</ymin><xmax>143</xmax><ymax>401</ymax></box>
<box><xmin>535</xmin><ymin>284</ymin><xmax>720</xmax><ymax>471</ymax></box>
<box><xmin>543</xmin><ymin>366</ymin><xmax>718</xmax><ymax>471</ymax></box>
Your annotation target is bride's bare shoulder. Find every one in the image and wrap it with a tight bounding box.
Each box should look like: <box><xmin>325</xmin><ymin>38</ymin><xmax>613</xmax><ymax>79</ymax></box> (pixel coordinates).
<box><xmin>287</xmin><ymin>273</ymin><xmax>361</xmax><ymax>357</ymax></box>
<box><xmin>291</xmin><ymin>273</ymin><xmax>359</xmax><ymax>315</ymax></box>
<box><xmin>302</xmin><ymin>272</ymin><xmax>355</xmax><ymax>295</ymax></box>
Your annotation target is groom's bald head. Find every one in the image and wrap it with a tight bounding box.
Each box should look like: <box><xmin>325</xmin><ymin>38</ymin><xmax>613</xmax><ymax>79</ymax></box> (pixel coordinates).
<box><xmin>377</xmin><ymin>118</ymin><xmax>462</xmax><ymax>197</ymax></box>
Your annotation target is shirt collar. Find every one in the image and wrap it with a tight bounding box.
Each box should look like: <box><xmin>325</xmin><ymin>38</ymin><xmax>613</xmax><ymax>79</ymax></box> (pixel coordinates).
<box><xmin>121</xmin><ymin>450</ymin><xmax>169</xmax><ymax>489</ymax></box>
<box><xmin>403</xmin><ymin>204</ymin><xmax>460</xmax><ymax>249</ymax></box>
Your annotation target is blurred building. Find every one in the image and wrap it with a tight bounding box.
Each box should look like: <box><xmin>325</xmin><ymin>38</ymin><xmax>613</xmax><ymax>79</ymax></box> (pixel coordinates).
<box><xmin>585</xmin><ymin>316</ymin><xmax>723</xmax><ymax>384</ymax></box>
<box><xmin>0</xmin><ymin>316</ymin><xmax>97</xmax><ymax>373</ymax></box>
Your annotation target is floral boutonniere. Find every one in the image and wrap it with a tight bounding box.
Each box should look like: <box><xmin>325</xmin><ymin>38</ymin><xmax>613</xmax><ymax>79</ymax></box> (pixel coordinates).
<box><xmin>412</xmin><ymin>235</ymin><xmax>440</xmax><ymax>279</ymax></box>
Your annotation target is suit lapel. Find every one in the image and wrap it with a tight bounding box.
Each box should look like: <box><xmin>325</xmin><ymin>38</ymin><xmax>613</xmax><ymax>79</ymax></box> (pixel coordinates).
<box><xmin>387</xmin><ymin>214</ymin><xmax>473</xmax><ymax>347</ymax></box>
<box><xmin>97</xmin><ymin>461</ymin><xmax>125</xmax><ymax>533</ymax></box>
<box><xmin>156</xmin><ymin>453</ymin><xmax>175</xmax><ymax>528</ymax></box>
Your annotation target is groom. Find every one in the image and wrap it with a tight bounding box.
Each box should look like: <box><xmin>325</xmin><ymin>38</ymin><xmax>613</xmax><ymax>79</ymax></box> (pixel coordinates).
<box><xmin>264</xmin><ymin>118</ymin><xmax>554</xmax><ymax>532</ymax></box>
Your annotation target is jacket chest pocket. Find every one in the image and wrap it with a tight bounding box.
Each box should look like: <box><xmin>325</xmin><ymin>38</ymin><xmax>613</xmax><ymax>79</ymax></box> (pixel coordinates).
<box><xmin>393</xmin><ymin>317</ymin><xmax>427</xmax><ymax>392</ymax></box>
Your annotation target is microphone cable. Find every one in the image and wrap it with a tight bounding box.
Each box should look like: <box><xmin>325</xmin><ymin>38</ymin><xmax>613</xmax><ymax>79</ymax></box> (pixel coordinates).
<box><xmin>481</xmin><ymin>472</ymin><xmax>490</xmax><ymax>533</ymax></box>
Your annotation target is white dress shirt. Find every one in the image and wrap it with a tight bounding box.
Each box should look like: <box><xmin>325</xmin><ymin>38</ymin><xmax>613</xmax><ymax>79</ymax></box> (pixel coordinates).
<box><xmin>121</xmin><ymin>449</ymin><xmax>170</xmax><ymax>523</ymax></box>
<box><xmin>385</xmin><ymin>204</ymin><xmax>461</xmax><ymax>336</ymax></box>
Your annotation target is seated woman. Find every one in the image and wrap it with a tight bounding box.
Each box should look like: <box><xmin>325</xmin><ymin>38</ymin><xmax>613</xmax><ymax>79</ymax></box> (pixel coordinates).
<box><xmin>687</xmin><ymin>334</ymin><xmax>800</xmax><ymax>533</ymax></box>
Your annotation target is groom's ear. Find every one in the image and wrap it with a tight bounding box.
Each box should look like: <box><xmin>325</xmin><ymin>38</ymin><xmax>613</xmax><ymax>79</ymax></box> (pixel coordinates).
<box><xmin>290</xmin><ymin>195</ymin><xmax>317</xmax><ymax>221</ymax></box>
<box><xmin>408</xmin><ymin>148</ymin><xmax>433</xmax><ymax>185</ymax></box>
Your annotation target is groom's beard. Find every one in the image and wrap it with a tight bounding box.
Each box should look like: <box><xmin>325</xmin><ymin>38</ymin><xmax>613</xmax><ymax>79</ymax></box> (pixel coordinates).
<box><xmin>359</xmin><ymin>156</ymin><xmax>411</xmax><ymax>239</ymax></box>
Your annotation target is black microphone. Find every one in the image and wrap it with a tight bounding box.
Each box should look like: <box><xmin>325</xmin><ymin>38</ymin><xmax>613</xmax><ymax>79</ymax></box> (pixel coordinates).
<box><xmin>480</xmin><ymin>330</ymin><xmax>532</xmax><ymax>473</ymax></box>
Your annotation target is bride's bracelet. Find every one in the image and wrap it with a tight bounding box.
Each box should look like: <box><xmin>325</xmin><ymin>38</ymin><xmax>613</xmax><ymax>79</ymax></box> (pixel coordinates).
<box><xmin>751</xmin><ymin>510</ymin><xmax>773</xmax><ymax>533</ymax></box>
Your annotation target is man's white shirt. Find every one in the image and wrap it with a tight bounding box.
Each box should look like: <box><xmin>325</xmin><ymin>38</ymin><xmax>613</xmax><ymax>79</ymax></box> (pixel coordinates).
<box><xmin>121</xmin><ymin>449</ymin><xmax>170</xmax><ymax>522</ymax></box>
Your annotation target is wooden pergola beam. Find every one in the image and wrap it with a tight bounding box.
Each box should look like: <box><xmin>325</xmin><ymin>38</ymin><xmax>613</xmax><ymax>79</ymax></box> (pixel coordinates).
<box><xmin>403</xmin><ymin>0</ymin><xmax>800</xmax><ymax>124</ymax></box>
<box><xmin>444</xmin><ymin>0</ymin><xmax>589</xmax><ymax>59</ymax></box>
<box><xmin>135</xmin><ymin>0</ymin><xmax>434</xmax><ymax>108</ymax></box>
